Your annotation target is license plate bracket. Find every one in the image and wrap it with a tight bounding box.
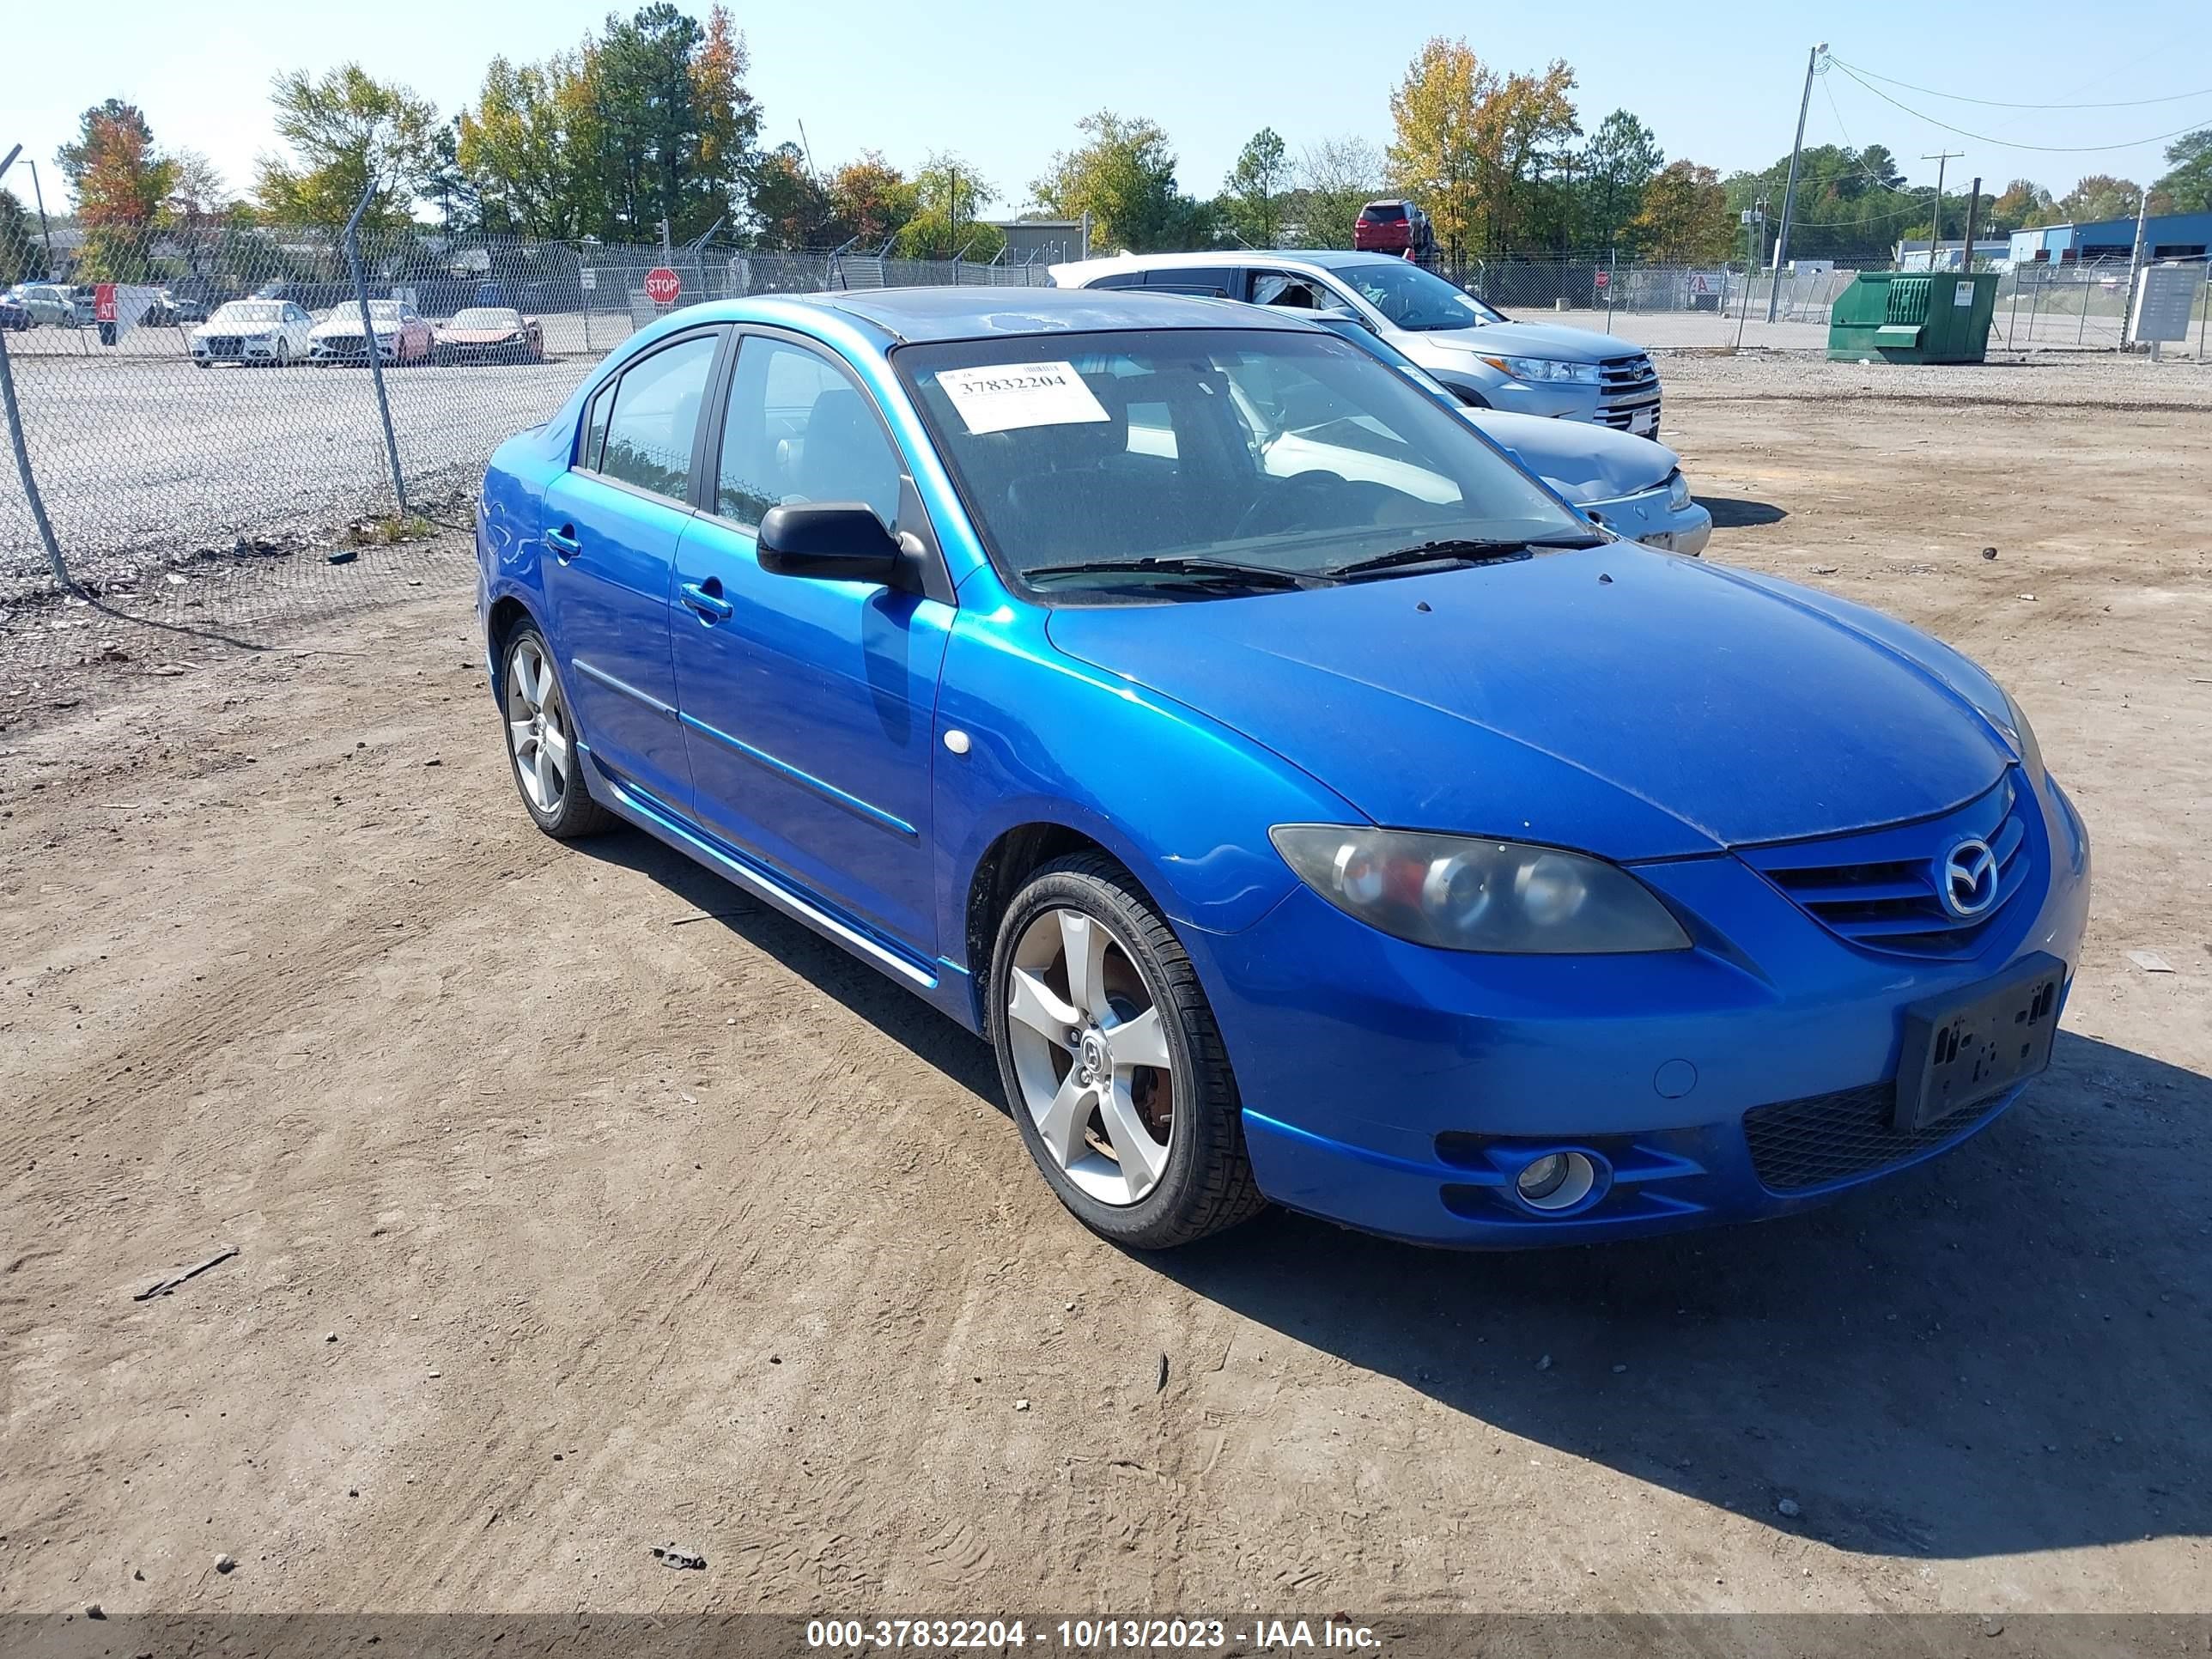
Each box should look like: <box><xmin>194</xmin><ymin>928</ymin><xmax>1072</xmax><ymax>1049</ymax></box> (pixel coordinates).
<box><xmin>1631</xmin><ymin>405</ymin><xmax>1659</xmax><ymax>437</ymax></box>
<box><xmin>1894</xmin><ymin>952</ymin><xmax>2064</xmax><ymax>1133</ymax></box>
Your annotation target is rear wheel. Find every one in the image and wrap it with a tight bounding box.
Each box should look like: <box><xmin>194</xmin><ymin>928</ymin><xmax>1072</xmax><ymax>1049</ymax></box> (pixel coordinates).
<box><xmin>989</xmin><ymin>854</ymin><xmax>1264</xmax><ymax>1249</ymax></box>
<box><xmin>501</xmin><ymin>623</ymin><xmax>612</xmax><ymax>839</ymax></box>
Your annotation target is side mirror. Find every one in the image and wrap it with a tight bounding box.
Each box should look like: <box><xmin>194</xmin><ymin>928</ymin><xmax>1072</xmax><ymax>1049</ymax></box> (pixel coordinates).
<box><xmin>1314</xmin><ymin>305</ymin><xmax>1376</xmax><ymax>334</ymax></box>
<box><xmin>757</xmin><ymin>502</ymin><xmax>905</xmax><ymax>586</ymax></box>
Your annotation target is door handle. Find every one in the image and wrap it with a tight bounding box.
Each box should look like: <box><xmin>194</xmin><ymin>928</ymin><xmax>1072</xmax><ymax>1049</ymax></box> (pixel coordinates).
<box><xmin>680</xmin><ymin>580</ymin><xmax>735</xmax><ymax>623</ymax></box>
<box><xmin>545</xmin><ymin>524</ymin><xmax>580</xmax><ymax>559</ymax></box>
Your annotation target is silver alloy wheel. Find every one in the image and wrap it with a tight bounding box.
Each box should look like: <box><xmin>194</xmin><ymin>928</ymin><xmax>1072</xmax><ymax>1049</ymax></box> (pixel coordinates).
<box><xmin>1005</xmin><ymin>907</ymin><xmax>1175</xmax><ymax>1206</ymax></box>
<box><xmin>504</xmin><ymin>637</ymin><xmax>573</xmax><ymax>814</ymax></box>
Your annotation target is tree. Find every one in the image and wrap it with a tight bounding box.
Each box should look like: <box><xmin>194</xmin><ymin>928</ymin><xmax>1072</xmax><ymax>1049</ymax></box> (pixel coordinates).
<box><xmin>896</xmin><ymin>155</ymin><xmax>1003</xmax><ymax>260</ymax></box>
<box><xmin>166</xmin><ymin>149</ymin><xmax>234</xmax><ymax>228</ymax></box>
<box><xmin>748</xmin><ymin>143</ymin><xmax>829</xmax><ymax>249</ymax></box>
<box><xmin>1579</xmin><ymin>110</ymin><xmax>1662</xmax><ymax>251</ymax></box>
<box><xmin>2153</xmin><ymin>129</ymin><xmax>2212</xmax><ymax>216</ymax></box>
<box><xmin>73</xmin><ymin>109</ymin><xmax>175</xmax><ymax>280</ymax></box>
<box><xmin>1032</xmin><ymin>111</ymin><xmax>1207</xmax><ymax>252</ymax></box>
<box><xmin>827</xmin><ymin>151</ymin><xmax>917</xmax><ymax>249</ymax></box>
<box><xmin>1291</xmin><ymin>135</ymin><xmax>1382</xmax><ymax>248</ymax></box>
<box><xmin>460</xmin><ymin>53</ymin><xmax>590</xmax><ymax>235</ymax></box>
<box><xmin>1626</xmin><ymin>161</ymin><xmax>1732</xmax><ymax>263</ymax></box>
<box><xmin>1990</xmin><ymin>178</ymin><xmax>2055</xmax><ymax>232</ymax></box>
<box><xmin>0</xmin><ymin>191</ymin><xmax>45</xmax><ymax>284</ymax></box>
<box><xmin>690</xmin><ymin>4</ymin><xmax>763</xmax><ymax>233</ymax></box>
<box><xmin>2056</xmin><ymin>174</ymin><xmax>2140</xmax><ymax>225</ymax></box>
<box><xmin>256</xmin><ymin>64</ymin><xmax>441</xmax><ymax>226</ymax></box>
<box><xmin>1387</xmin><ymin>39</ymin><xmax>1580</xmax><ymax>263</ymax></box>
<box><xmin>1220</xmin><ymin>127</ymin><xmax>1291</xmax><ymax>247</ymax></box>
<box><xmin>55</xmin><ymin>100</ymin><xmax>153</xmax><ymax>194</ymax></box>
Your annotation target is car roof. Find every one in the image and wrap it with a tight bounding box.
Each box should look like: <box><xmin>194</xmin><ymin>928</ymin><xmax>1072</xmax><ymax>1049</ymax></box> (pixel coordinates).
<box><xmin>791</xmin><ymin>284</ymin><xmax>1319</xmax><ymax>344</ymax></box>
<box><xmin>1051</xmin><ymin>249</ymin><xmax>1413</xmax><ymax>283</ymax></box>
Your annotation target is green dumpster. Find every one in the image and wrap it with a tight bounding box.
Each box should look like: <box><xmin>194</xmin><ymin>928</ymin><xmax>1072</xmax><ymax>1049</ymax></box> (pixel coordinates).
<box><xmin>1826</xmin><ymin>270</ymin><xmax>1998</xmax><ymax>364</ymax></box>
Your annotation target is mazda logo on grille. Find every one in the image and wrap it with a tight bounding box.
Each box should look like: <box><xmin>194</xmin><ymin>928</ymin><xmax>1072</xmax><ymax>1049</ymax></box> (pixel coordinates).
<box><xmin>1938</xmin><ymin>836</ymin><xmax>2001</xmax><ymax>920</ymax></box>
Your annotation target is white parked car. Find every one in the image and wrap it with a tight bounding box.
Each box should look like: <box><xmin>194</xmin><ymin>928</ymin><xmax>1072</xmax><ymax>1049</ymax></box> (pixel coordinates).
<box><xmin>190</xmin><ymin>301</ymin><xmax>314</xmax><ymax>368</ymax></box>
<box><xmin>309</xmin><ymin>300</ymin><xmax>434</xmax><ymax>365</ymax></box>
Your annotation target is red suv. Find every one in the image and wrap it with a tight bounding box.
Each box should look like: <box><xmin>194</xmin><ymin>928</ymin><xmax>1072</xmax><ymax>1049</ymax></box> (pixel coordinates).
<box><xmin>1353</xmin><ymin>200</ymin><xmax>1434</xmax><ymax>260</ymax></box>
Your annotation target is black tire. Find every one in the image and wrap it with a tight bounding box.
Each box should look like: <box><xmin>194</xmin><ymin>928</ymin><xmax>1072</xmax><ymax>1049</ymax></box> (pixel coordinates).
<box><xmin>988</xmin><ymin>852</ymin><xmax>1265</xmax><ymax>1249</ymax></box>
<box><xmin>499</xmin><ymin>621</ymin><xmax>614</xmax><ymax>840</ymax></box>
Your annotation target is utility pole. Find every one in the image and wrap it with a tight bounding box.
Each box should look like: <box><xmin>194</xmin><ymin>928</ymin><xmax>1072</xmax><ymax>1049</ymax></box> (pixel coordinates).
<box><xmin>1960</xmin><ymin>175</ymin><xmax>1983</xmax><ymax>271</ymax></box>
<box><xmin>1767</xmin><ymin>42</ymin><xmax>1827</xmax><ymax>322</ymax></box>
<box><xmin>2124</xmin><ymin>184</ymin><xmax>2152</xmax><ymax>346</ymax></box>
<box><xmin>1921</xmin><ymin>151</ymin><xmax>1963</xmax><ymax>268</ymax></box>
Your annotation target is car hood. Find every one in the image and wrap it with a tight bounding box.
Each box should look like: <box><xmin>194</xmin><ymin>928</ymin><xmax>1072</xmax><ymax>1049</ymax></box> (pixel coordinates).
<box><xmin>311</xmin><ymin>319</ymin><xmax>397</xmax><ymax>336</ymax></box>
<box><xmin>1465</xmin><ymin>410</ymin><xmax>1675</xmax><ymax>504</ymax></box>
<box><xmin>1042</xmin><ymin>546</ymin><xmax>2014</xmax><ymax>860</ymax></box>
<box><xmin>1412</xmin><ymin>319</ymin><xmax>1641</xmax><ymax>364</ymax></box>
<box><xmin>439</xmin><ymin>327</ymin><xmax>521</xmax><ymax>343</ymax></box>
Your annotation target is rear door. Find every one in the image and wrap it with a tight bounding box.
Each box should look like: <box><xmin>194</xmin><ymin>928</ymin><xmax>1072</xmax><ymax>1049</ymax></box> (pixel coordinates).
<box><xmin>668</xmin><ymin>330</ymin><xmax>954</xmax><ymax>954</ymax></box>
<box><xmin>538</xmin><ymin>326</ymin><xmax>726</xmax><ymax>813</ymax></box>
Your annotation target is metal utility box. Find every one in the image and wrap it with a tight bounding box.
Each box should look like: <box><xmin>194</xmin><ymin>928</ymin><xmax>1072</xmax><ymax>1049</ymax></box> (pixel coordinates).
<box><xmin>1826</xmin><ymin>271</ymin><xmax>1997</xmax><ymax>363</ymax></box>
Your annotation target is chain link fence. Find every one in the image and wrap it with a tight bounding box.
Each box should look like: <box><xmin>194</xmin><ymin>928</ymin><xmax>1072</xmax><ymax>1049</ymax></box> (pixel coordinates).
<box><xmin>0</xmin><ymin>218</ymin><xmax>1049</xmax><ymax>635</ymax></box>
<box><xmin>1440</xmin><ymin>255</ymin><xmax>1866</xmax><ymax>350</ymax></box>
<box><xmin>1994</xmin><ymin>258</ymin><xmax>2212</xmax><ymax>355</ymax></box>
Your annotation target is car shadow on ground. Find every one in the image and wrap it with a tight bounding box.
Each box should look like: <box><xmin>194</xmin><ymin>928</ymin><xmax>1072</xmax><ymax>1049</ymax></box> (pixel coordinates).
<box><xmin>578</xmin><ymin>826</ymin><xmax>2209</xmax><ymax>1564</ymax></box>
<box><xmin>1698</xmin><ymin>496</ymin><xmax>1789</xmax><ymax>529</ymax></box>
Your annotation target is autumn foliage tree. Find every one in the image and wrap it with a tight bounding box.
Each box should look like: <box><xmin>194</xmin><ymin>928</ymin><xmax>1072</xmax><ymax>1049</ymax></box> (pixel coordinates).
<box><xmin>1387</xmin><ymin>39</ymin><xmax>1578</xmax><ymax>264</ymax></box>
<box><xmin>1626</xmin><ymin>161</ymin><xmax>1732</xmax><ymax>263</ymax></box>
<box><xmin>70</xmin><ymin>107</ymin><xmax>176</xmax><ymax>279</ymax></box>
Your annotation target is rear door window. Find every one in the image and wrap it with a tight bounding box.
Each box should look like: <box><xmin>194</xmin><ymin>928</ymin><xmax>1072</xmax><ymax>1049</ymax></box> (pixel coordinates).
<box><xmin>591</xmin><ymin>333</ymin><xmax>720</xmax><ymax>501</ymax></box>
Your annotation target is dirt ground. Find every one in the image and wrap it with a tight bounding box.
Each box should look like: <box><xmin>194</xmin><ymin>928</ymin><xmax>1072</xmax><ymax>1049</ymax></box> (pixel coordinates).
<box><xmin>2</xmin><ymin>359</ymin><xmax>2208</xmax><ymax>1620</ymax></box>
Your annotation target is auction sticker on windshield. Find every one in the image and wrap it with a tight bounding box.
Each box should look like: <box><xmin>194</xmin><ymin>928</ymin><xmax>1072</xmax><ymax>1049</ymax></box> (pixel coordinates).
<box><xmin>936</xmin><ymin>362</ymin><xmax>1109</xmax><ymax>434</ymax></box>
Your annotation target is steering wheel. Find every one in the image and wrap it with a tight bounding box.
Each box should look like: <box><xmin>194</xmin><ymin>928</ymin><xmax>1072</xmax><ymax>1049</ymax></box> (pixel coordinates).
<box><xmin>1231</xmin><ymin>471</ymin><xmax>1345</xmax><ymax>540</ymax></box>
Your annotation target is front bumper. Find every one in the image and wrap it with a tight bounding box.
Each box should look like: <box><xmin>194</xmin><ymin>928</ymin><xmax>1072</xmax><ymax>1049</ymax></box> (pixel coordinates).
<box><xmin>1584</xmin><ymin>485</ymin><xmax>1712</xmax><ymax>556</ymax></box>
<box><xmin>193</xmin><ymin>338</ymin><xmax>282</xmax><ymax>362</ymax></box>
<box><xmin>311</xmin><ymin>337</ymin><xmax>396</xmax><ymax>363</ymax></box>
<box><xmin>1188</xmin><ymin>771</ymin><xmax>2090</xmax><ymax>1249</ymax></box>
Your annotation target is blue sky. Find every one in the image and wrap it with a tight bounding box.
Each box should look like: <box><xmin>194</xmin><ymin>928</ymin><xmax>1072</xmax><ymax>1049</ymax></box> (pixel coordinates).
<box><xmin>8</xmin><ymin>0</ymin><xmax>2209</xmax><ymax>221</ymax></box>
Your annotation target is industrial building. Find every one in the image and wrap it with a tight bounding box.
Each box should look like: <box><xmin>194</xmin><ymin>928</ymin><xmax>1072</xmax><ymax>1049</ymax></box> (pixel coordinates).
<box><xmin>2008</xmin><ymin>210</ymin><xmax>2212</xmax><ymax>265</ymax></box>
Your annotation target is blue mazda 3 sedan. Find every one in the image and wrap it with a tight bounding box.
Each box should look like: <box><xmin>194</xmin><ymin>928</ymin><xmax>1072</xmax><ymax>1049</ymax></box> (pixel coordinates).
<box><xmin>475</xmin><ymin>288</ymin><xmax>2090</xmax><ymax>1250</ymax></box>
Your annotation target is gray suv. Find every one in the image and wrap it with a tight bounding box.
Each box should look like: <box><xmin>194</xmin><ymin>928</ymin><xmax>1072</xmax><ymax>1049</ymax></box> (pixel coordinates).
<box><xmin>1052</xmin><ymin>251</ymin><xmax>1663</xmax><ymax>437</ymax></box>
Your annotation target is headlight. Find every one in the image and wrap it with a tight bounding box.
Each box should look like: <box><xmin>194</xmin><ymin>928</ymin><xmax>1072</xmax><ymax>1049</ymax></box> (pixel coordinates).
<box><xmin>1665</xmin><ymin>470</ymin><xmax>1691</xmax><ymax>510</ymax></box>
<box><xmin>1477</xmin><ymin>355</ymin><xmax>1600</xmax><ymax>386</ymax></box>
<box><xmin>1269</xmin><ymin>826</ymin><xmax>1690</xmax><ymax>954</ymax></box>
<box><xmin>2002</xmin><ymin>689</ymin><xmax>2045</xmax><ymax>781</ymax></box>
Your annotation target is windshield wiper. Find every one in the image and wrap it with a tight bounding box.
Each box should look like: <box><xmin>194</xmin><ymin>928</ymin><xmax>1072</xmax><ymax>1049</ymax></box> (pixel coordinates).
<box><xmin>1324</xmin><ymin>534</ymin><xmax>1602</xmax><ymax>580</ymax></box>
<box><xmin>1023</xmin><ymin>556</ymin><xmax>1327</xmax><ymax>591</ymax></box>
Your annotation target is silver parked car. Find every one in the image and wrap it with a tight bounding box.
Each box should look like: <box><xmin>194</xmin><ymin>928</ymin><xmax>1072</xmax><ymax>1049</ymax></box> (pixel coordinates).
<box><xmin>1290</xmin><ymin>303</ymin><xmax>1710</xmax><ymax>554</ymax></box>
<box><xmin>1054</xmin><ymin>251</ymin><xmax>1664</xmax><ymax>437</ymax></box>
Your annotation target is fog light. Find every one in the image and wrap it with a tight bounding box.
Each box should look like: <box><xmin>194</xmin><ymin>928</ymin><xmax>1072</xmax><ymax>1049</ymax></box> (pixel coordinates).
<box><xmin>1515</xmin><ymin>1151</ymin><xmax>1596</xmax><ymax>1212</ymax></box>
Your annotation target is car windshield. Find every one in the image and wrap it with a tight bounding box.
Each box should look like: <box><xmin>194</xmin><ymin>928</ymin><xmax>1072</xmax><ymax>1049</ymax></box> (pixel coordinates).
<box><xmin>210</xmin><ymin>302</ymin><xmax>283</xmax><ymax>327</ymax></box>
<box><xmin>449</xmin><ymin>307</ymin><xmax>520</xmax><ymax>329</ymax></box>
<box><xmin>896</xmin><ymin>327</ymin><xmax>1586</xmax><ymax>597</ymax></box>
<box><xmin>1332</xmin><ymin>262</ymin><xmax>1504</xmax><ymax>331</ymax></box>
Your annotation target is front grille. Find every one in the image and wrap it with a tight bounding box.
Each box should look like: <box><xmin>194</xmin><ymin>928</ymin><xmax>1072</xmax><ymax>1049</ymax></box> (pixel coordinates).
<box><xmin>207</xmin><ymin>336</ymin><xmax>242</xmax><ymax>356</ymax></box>
<box><xmin>1740</xmin><ymin>774</ymin><xmax>2036</xmax><ymax>959</ymax></box>
<box><xmin>1595</xmin><ymin>353</ymin><xmax>1659</xmax><ymax>428</ymax></box>
<box><xmin>1743</xmin><ymin>1079</ymin><xmax>1997</xmax><ymax>1193</ymax></box>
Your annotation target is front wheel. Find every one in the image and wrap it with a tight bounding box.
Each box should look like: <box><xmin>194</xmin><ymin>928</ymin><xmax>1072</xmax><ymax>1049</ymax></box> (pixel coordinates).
<box><xmin>501</xmin><ymin>623</ymin><xmax>612</xmax><ymax>839</ymax></box>
<box><xmin>989</xmin><ymin>854</ymin><xmax>1264</xmax><ymax>1249</ymax></box>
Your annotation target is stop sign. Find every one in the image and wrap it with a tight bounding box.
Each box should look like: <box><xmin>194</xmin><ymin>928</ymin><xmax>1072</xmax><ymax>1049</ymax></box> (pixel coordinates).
<box><xmin>644</xmin><ymin>267</ymin><xmax>682</xmax><ymax>305</ymax></box>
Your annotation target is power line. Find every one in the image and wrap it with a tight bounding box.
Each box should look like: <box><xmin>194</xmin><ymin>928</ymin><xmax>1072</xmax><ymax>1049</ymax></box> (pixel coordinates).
<box><xmin>1827</xmin><ymin>56</ymin><xmax>2212</xmax><ymax>111</ymax></box>
<box><xmin>1820</xmin><ymin>75</ymin><xmax>1941</xmax><ymax>198</ymax></box>
<box><xmin>1829</xmin><ymin>61</ymin><xmax>2210</xmax><ymax>152</ymax></box>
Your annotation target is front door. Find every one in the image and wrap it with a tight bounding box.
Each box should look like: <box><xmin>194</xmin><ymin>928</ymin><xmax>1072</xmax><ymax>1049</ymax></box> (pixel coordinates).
<box><xmin>670</xmin><ymin>332</ymin><xmax>952</xmax><ymax>955</ymax></box>
<box><xmin>538</xmin><ymin>327</ymin><xmax>724</xmax><ymax>812</ymax></box>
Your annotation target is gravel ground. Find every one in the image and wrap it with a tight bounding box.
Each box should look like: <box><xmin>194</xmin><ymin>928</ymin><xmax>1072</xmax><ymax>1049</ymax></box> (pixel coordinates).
<box><xmin>0</xmin><ymin>363</ymin><xmax>2207</xmax><ymax>1620</ymax></box>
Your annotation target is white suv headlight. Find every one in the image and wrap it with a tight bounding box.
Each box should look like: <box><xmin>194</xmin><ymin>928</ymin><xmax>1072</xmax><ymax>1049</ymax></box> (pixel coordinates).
<box><xmin>1478</xmin><ymin>354</ymin><xmax>1601</xmax><ymax>386</ymax></box>
<box><xmin>1270</xmin><ymin>826</ymin><xmax>1690</xmax><ymax>954</ymax></box>
<box><xmin>1666</xmin><ymin>469</ymin><xmax>1691</xmax><ymax>509</ymax></box>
